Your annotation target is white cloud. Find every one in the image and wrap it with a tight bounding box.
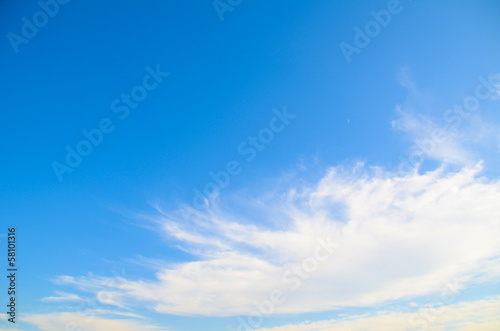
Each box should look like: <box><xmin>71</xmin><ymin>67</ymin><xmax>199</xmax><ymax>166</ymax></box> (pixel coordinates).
<box><xmin>393</xmin><ymin>68</ymin><xmax>500</xmax><ymax>171</ymax></box>
<box><xmin>90</xmin><ymin>309</ymin><xmax>145</xmax><ymax>319</ymax></box>
<box><xmin>397</xmin><ymin>64</ymin><xmax>417</xmax><ymax>92</ymax></box>
<box><xmin>47</xmin><ymin>69</ymin><xmax>500</xmax><ymax>321</ymax></box>
<box><xmin>23</xmin><ymin>312</ymin><xmax>167</xmax><ymax>331</ymax></box>
<box><xmin>96</xmin><ymin>291</ymin><xmax>128</xmax><ymax>309</ymax></box>
<box><xmin>254</xmin><ymin>295</ymin><xmax>500</xmax><ymax>331</ymax></box>
<box><xmin>41</xmin><ymin>291</ymin><xmax>85</xmax><ymax>302</ymax></box>
<box><xmin>0</xmin><ymin>314</ymin><xmax>23</xmax><ymax>331</ymax></box>
<box><xmin>53</xmin><ymin>161</ymin><xmax>500</xmax><ymax>317</ymax></box>
<box><xmin>392</xmin><ymin>106</ymin><xmax>474</xmax><ymax>165</ymax></box>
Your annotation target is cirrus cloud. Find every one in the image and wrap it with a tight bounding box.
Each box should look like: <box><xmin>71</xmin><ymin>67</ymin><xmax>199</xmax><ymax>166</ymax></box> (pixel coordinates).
<box><xmin>53</xmin><ymin>160</ymin><xmax>500</xmax><ymax>317</ymax></box>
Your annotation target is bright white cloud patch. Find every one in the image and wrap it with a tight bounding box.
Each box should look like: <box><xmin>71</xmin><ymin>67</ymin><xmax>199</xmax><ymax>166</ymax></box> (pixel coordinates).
<box><xmin>23</xmin><ymin>312</ymin><xmax>167</xmax><ymax>331</ymax></box>
<box><xmin>392</xmin><ymin>107</ymin><xmax>474</xmax><ymax>165</ymax></box>
<box><xmin>41</xmin><ymin>291</ymin><xmax>85</xmax><ymax>302</ymax></box>
<box><xmin>393</xmin><ymin>68</ymin><xmax>500</xmax><ymax>172</ymax></box>
<box><xmin>53</xmin><ymin>161</ymin><xmax>500</xmax><ymax>317</ymax></box>
<box><xmin>255</xmin><ymin>295</ymin><xmax>500</xmax><ymax>331</ymax></box>
<box><xmin>0</xmin><ymin>313</ymin><xmax>23</xmax><ymax>331</ymax></box>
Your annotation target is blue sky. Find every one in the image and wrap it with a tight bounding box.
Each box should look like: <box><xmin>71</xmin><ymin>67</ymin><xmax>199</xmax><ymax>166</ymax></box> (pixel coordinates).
<box><xmin>1</xmin><ymin>0</ymin><xmax>500</xmax><ymax>330</ymax></box>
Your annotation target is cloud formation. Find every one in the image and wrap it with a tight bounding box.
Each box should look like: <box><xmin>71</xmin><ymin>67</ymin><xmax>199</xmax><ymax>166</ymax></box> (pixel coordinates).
<box><xmin>254</xmin><ymin>295</ymin><xmax>500</xmax><ymax>331</ymax></box>
<box><xmin>41</xmin><ymin>291</ymin><xmax>85</xmax><ymax>302</ymax></box>
<box><xmin>54</xmin><ymin>160</ymin><xmax>500</xmax><ymax>317</ymax></box>
<box><xmin>47</xmin><ymin>68</ymin><xmax>500</xmax><ymax>322</ymax></box>
<box><xmin>23</xmin><ymin>312</ymin><xmax>167</xmax><ymax>331</ymax></box>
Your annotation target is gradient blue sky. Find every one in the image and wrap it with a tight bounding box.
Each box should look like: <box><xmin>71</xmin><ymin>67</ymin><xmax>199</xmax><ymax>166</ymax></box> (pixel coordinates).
<box><xmin>1</xmin><ymin>0</ymin><xmax>500</xmax><ymax>330</ymax></box>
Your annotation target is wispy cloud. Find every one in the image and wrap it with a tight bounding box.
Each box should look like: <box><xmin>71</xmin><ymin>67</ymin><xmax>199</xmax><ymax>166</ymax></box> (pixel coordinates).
<box><xmin>46</xmin><ymin>69</ymin><xmax>500</xmax><ymax>321</ymax></box>
<box><xmin>254</xmin><ymin>295</ymin><xmax>500</xmax><ymax>330</ymax></box>
<box><xmin>392</xmin><ymin>105</ymin><xmax>475</xmax><ymax>165</ymax></box>
<box><xmin>0</xmin><ymin>313</ymin><xmax>23</xmax><ymax>331</ymax></box>
<box><xmin>393</xmin><ymin>67</ymin><xmax>500</xmax><ymax>174</ymax></box>
<box><xmin>53</xmin><ymin>161</ymin><xmax>500</xmax><ymax>317</ymax></box>
<box><xmin>41</xmin><ymin>291</ymin><xmax>85</xmax><ymax>302</ymax></box>
<box><xmin>23</xmin><ymin>312</ymin><xmax>167</xmax><ymax>331</ymax></box>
